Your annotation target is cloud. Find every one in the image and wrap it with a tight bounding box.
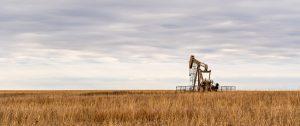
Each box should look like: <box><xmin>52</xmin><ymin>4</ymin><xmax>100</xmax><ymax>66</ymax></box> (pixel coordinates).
<box><xmin>0</xmin><ymin>0</ymin><xmax>300</xmax><ymax>89</ymax></box>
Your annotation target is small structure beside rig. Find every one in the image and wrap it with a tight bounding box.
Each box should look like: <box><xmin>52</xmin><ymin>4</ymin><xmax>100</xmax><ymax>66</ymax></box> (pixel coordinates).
<box><xmin>176</xmin><ymin>55</ymin><xmax>236</xmax><ymax>92</ymax></box>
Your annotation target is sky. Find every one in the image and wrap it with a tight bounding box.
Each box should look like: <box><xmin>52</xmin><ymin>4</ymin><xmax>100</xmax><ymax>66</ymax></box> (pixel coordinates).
<box><xmin>0</xmin><ymin>0</ymin><xmax>300</xmax><ymax>90</ymax></box>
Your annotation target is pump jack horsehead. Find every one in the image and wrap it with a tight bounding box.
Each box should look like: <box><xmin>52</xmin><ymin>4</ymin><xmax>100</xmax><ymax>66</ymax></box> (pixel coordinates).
<box><xmin>189</xmin><ymin>55</ymin><xmax>219</xmax><ymax>92</ymax></box>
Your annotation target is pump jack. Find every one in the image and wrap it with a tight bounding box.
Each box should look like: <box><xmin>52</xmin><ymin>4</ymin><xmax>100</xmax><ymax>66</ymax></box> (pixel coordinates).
<box><xmin>189</xmin><ymin>55</ymin><xmax>218</xmax><ymax>91</ymax></box>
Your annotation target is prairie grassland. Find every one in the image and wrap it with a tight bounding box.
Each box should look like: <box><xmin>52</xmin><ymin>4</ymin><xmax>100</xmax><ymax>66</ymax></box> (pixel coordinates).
<box><xmin>0</xmin><ymin>90</ymin><xmax>299</xmax><ymax>126</ymax></box>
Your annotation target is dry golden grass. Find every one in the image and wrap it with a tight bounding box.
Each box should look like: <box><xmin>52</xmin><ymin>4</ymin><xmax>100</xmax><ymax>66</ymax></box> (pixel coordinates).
<box><xmin>0</xmin><ymin>90</ymin><xmax>299</xmax><ymax>126</ymax></box>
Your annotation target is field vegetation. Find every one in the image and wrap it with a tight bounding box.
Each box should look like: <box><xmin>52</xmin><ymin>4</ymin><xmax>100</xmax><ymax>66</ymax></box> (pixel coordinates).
<box><xmin>0</xmin><ymin>90</ymin><xmax>299</xmax><ymax>125</ymax></box>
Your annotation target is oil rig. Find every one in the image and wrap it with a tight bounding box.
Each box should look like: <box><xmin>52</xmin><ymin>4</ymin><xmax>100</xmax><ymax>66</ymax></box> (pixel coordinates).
<box><xmin>176</xmin><ymin>55</ymin><xmax>220</xmax><ymax>92</ymax></box>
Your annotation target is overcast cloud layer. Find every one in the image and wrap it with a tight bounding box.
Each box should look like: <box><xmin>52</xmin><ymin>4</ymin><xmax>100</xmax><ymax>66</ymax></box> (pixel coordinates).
<box><xmin>0</xmin><ymin>0</ymin><xmax>300</xmax><ymax>90</ymax></box>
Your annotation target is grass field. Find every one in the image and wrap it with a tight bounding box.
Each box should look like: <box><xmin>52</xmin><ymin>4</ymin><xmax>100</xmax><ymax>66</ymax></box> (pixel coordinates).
<box><xmin>0</xmin><ymin>90</ymin><xmax>299</xmax><ymax>126</ymax></box>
